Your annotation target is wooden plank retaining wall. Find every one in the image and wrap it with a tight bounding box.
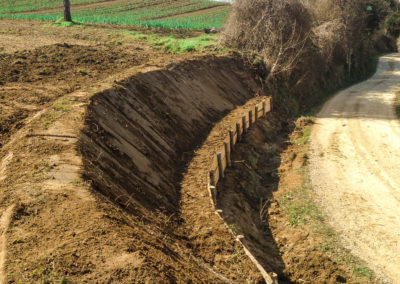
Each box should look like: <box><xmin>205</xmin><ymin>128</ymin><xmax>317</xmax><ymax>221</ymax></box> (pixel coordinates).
<box><xmin>207</xmin><ymin>97</ymin><xmax>272</xmax><ymax>207</ymax></box>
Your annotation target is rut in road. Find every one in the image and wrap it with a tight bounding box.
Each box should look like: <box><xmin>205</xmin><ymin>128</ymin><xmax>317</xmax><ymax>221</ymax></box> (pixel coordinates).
<box><xmin>310</xmin><ymin>53</ymin><xmax>400</xmax><ymax>282</ymax></box>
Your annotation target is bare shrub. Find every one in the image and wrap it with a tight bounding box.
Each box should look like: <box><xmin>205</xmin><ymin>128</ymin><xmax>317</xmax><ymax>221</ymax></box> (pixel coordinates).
<box><xmin>221</xmin><ymin>0</ymin><xmax>313</xmax><ymax>80</ymax></box>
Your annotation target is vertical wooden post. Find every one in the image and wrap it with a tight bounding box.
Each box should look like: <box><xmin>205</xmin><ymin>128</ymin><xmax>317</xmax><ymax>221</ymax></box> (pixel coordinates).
<box><xmin>255</xmin><ymin>106</ymin><xmax>259</xmax><ymax>122</ymax></box>
<box><xmin>217</xmin><ymin>153</ymin><xmax>224</xmax><ymax>179</ymax></box>
<box><xmin>224</xmin><ymin>142</ymin><xmax>231</xmax><ymax>167</ymax></box>
<box><xmin>270</xmin><ymin>97</ymin><xmax>273</xmax><ymax>111</ymax></box>
<box><xmin>242</xmin><ymin>116</ymin><xmax>247</xmax><ymax>134</ymax></box>
<box><xmin>229</xmin><ymin>130</ymin><xmax>234</xmax><ymax>151</ymax></box>
<box><xmin>249</xmin><ymin>110</ymin><xmax>253</xmax><ymax>127</ymax></box>
<box><xmin>262</xmin><ymin>101</ymin><xmax>266</xmax><ymax>116</ymax></box>
<box><xmin>209</xmin><ymin>170</ymin><xmax>217</xmax><ymax>207</ymax></box>
<box><xmin>209</xmin><ymin>171</ymin><xmax>216</xmax><ymax>187</ymax></box>
<box><xmin>236</xmin><ymin>123</ymin><xmax>241</xmax><ymax>142</ymax></box>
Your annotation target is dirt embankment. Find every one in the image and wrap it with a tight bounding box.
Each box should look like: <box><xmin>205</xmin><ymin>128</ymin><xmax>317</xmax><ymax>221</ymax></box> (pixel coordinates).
<box><xmin>0</xmin><ymin>34</ymin><xmax>271</xmax><ymax>281</ymax></box>
<box><xmin>0</xmin><ymin>53</ymin><xmax>272</xmax><ymax>282</ymax></box>
<box><xmin>81</xmin><ymin>56</ymin><xmax>260</xmax><ymax>215</ymax></box>
<box><xmin>79</xmin><ymin>56</ymin><xmax>267</xmax><ymax>282</ymax></box>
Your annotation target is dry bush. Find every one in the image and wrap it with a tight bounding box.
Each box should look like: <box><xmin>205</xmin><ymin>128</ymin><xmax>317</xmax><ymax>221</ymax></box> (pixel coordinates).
<box><xmin>222</xmin><ymin>0</ymin><xmax>398</xmax><ymax>112</ymax></box>
<box><xmin>221</xmin><ymin>0</ymin><xmax>313</xmax><ymax>80</ymax></box>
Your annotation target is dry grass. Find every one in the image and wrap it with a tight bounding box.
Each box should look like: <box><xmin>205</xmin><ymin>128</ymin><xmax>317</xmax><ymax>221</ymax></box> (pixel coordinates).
<box><xmin>220</xmin><ymin>0</ymin><xmax>313</xmax><ymax>80</ymax></box>
<box><xmin>221</xmin><ymin>0</ymin><xmax>397</xmax><ymax>84</ymax></box>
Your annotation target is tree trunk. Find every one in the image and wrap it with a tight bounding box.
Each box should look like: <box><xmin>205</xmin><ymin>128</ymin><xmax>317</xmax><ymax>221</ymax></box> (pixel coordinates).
<box><xmin>63</xmin><ymin>0</ymin><xmax>72</xmax><ymax>22</ymax></box>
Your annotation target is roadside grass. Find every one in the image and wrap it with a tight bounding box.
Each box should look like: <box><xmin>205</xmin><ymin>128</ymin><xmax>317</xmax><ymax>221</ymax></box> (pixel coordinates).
<box><xmin>280</xmin><ymin>116</ymin><xmax>376</xmax><ymax>283</ymax></box>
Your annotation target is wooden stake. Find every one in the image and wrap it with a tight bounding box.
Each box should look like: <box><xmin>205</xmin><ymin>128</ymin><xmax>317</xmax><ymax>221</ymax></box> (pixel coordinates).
<box><xmin>217</xmin><ymin>153</ymin><xmax>224</xmax><ymax>179</ymax></box>
<box><xmin>229</xmin><ymin>130</ymin><xmax>234</xmax><ymax>151</ymax></box>
<box><xmin>209</xmin><ymin>171</ymin><xmax>216</xmax><ymax>187</ymax></box>
<box><xmin>236</xmin><ymin>123</ymin><xmax>241</xmax><ymax>142</ymax></box>
<box><xmin>262</xmin><ymin>101</ymin><xmax>266</xmax><ymax>116</ymax></box>
<box><xmin>224</xmin><ymin>142</ymin><xmax>231</xmax><ymax>167</ymax></box>
<box><xmin>249</xmin><ymin>110</ymin><xmax>253</xmax><ymax>127</ymax></box>
<box><xmin>255</xmin><ymin>106</ymin><xmax>259</xmax><ymax>122</ymax></box>
<box><xmin>242</xmin><ymin>116</ymin><xmax>247</xmax><ymax>134</ymax></box>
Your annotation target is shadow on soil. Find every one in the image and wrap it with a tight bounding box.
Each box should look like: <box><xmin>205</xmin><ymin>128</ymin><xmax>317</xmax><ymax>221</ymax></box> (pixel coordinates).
<box><xmin>216</xmin><ymin>113</ymin><xmax>295</xmax><ymax>283</ymax></box>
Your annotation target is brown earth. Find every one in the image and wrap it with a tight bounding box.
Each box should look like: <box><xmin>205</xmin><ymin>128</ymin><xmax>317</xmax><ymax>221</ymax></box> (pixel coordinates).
<box><xmin>0</xmin><ymin>18</ymin><xmax>268</xmax><ymax>283</ymax></box>
<box><xmin>216</xmin><ymin>112</ymin><xmax>379</xmax><ymax>283</ymax></box>
<box><xmin>0</xmin><ymin>17</ymin><xmax>387</xmax><ymax>284</ymax></box>
<box><xmin>0</xmin><ymin>43</ymin><xmax>149</xmax><ymax>150</ymax></box>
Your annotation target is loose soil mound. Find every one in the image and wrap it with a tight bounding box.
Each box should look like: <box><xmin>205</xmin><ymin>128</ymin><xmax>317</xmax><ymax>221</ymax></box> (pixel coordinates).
<box><xmin>0</xmin><ymin>43</ymin><xmax>148</xmax><ymax>149</ymax></box>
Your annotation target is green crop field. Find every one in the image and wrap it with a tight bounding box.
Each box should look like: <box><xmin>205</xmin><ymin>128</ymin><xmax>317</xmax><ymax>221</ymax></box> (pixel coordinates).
<box><xmin>0</xmin><ymin>0</ymin><xmax>231</xmax><ymax>29</ymax></box>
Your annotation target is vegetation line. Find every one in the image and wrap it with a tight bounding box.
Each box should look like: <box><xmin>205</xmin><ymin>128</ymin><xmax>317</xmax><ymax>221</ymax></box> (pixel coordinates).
<box><xmin>281</xmin><ymin>117</ymin><xmax>376</xmax><ymax>282</ymax></box>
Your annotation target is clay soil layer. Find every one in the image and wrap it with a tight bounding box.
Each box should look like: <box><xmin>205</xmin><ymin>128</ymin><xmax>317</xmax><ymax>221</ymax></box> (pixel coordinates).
<box><xmin>310</xmin><ymin>53</ymin><xmax>400</xmax><ymax>282</ymax></box>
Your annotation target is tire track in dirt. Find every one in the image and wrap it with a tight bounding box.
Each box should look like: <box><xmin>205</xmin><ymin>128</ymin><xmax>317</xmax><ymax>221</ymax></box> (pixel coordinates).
<box><xmin>310</xmin><ymin>53</ymin><xmax>400</xmax><ymax>282</ymax></box>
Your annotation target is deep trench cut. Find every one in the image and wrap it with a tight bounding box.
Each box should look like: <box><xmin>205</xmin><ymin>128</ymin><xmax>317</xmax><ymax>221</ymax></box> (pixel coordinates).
<box><xmin>79</xmin><ymin>56</ymin><xmax>273</xmax><ymax>281</ymax></box>
<box><xmin>80</xmin><ymin>57</ymin><xmax>263</xmax><ymax>216</ymax></box>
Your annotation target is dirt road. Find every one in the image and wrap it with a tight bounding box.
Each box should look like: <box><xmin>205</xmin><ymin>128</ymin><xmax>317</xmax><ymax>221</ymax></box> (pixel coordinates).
<box><xmin>310</xmin><ymin>53</ymin><xmax>400</xmax><ymax>282</ymax></box>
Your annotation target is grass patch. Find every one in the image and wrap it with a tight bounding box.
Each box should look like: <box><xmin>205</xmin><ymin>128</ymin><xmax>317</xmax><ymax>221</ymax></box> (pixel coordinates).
<box><xmin>292</xmin><ymin>125</ymin><xmax>312</xmax><ymax>145</ymax></box>
<box><xmin>395</xmin><ymin>91</ymin><xmax>400</xmax><ymax>118</ymax></box>
<box><xmin>120</xmin><ymin>30</ymin><xmax>219</xmax><ymax>54</ymax></box>
<box><xmin>281</xmin><ymin>115</ymin><xmax>376</xmax><ymax>283</ymax></box>
<box><xmin>41</xmin><ymin>97</ymin><xmax>73</xmax><ymax>129</ymax></box>
<box><xmin>281</xmin><ymin>185</ymin><xmax>319</xmax><ymax>227</ymax></box>
<box><xmin>148</xmin><ymin>34</ymin><xmax>218</xmax><ymax>53</ymax></box>
<box><xmin>53</xmin><ymin>18</ymin><xmax>83</xmax><ymax>27</ymax></box>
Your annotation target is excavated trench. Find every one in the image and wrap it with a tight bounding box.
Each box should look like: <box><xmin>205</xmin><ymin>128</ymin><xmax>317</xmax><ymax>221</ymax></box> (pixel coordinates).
<box><xmin>78</xmin><ymin>53</ymin><xmax>353</xmax><ymax>282</ymax></box>
<box><xmin>79</xmin><ymin>56</ymin><xmax>275</xmax><ymax>282</ymax></box>
<box><xmin>80</xmin><ymin>56</ymin><xmax>261</xmax><ymax>217</ymax></box>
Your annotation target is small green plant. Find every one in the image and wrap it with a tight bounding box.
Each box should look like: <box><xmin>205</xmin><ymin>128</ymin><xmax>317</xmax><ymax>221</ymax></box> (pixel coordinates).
<box><xmin>281</xmin><ymin>186</ymin><xmax>319</xmax><ymax>227</ymax></box>
<box><xmin>41</xmin><ymin>97</ymin><xmax>73</xmax><ymax>129</ymax></box>
<box><xmin>280</xmin><ymin>115</ymin><xmax>375</xmax><ymax>282</ymax></box>
<box><xmin>352</xmin><ymin>265</ymin><xmax>373</xmax><ymax>278</ymax></box>
<box><xmin>30</xmin><ymin>162</ymin><xmax>53</xmax><ymax>181</ymax></box>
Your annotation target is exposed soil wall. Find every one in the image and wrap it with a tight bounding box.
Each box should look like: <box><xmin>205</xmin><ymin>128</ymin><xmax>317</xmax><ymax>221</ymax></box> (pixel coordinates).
<box><xmin>79</xmin><ymin>56</ymin><xmax>267</xmax><ymax>281</ymax></box>
<box><xmin>80</xmin><ymin>56</ymin><xmax>260</xmax><ymax>216</ymax></box>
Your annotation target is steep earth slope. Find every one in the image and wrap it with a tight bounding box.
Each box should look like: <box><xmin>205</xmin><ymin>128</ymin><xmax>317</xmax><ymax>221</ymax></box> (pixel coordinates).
<box><xmin>0</xmin><ymin>47</ymin><xmax>269</xmax><ymax>282</ymax></box>
<box><xmin>310</xmin><ymin>53</ymin><xmax>400</xmax><ymax>282</ymax></box>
